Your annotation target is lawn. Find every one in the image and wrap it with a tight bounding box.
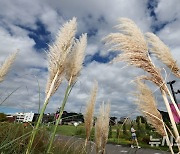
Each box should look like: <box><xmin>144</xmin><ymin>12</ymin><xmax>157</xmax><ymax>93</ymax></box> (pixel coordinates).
<box><xmin>49</xmin><ymin>124</ymin><xmax>85</xmax><ymax>136</ymax></box>
<box><xmin>47</xmin><ymin>124</ymin><xmax>178</xmax><ymax>153</ymax></box>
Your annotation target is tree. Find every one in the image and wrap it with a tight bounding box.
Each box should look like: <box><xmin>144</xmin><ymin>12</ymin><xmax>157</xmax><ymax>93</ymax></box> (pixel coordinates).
<box><xmin>136</xmin><ymin>116</ymin><xmax>146</xmax><ymax>124</ymax></box>
<box><xmin>0</xmin><ymin>113</ymin><xmax>7</xmax><ymax>122</ymax></box>
<box><xmin>110</xmin><ymin>117</ymin><xmax>117</xmax><ymax>126</ymax></box>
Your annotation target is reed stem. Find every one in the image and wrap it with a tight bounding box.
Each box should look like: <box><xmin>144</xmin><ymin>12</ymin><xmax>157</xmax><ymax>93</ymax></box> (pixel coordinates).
<box><xmin>161</xmin><ymin>90</ymin><xmax>180</xmax><ymax>151</ymax></box>
<box><xmin>26</xmin><ymin>71</ymin><xmax>59</xmax><ymax>154</ymax></box>
<box><xmin>26</xmin><ymin>99</ymin><xmax>49</xmax><ymax>154</ymax></box>
<box><xmin>84</xmin><ymin>138</ymin><xmax>88</xmax><ymax>150</ymax></box>
<box><xmin>163</xmin><ymin>122</ymin><xmax>174</xmax><ymax>154</ymax></box>
<box><xmin>143</xmin><ymin>111</ymin><xmax>174</xmax><ymax>153</ymax></box>
<box><xmin>47</xmin><ymin>78</ymin><xmax>72</xmax><ymax>153</ymax></box>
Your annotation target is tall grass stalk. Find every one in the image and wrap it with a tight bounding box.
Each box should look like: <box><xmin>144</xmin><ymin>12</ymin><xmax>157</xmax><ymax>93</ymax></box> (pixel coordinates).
<box><xmin>0</xmin><ymin>86</ymin><xmax>20</xmax><ymax>105</ymax></box>
<box><xmin>47</xmin><ymin>32</ymin><xmax>87</xmax><ymax>152</ymax></box>
<box><xmin>145</xmin><ymin>32</ymin><xmax>180</xmax><ymax>117</ymax></box>
<box><xmin>26</xmin><ymin>70</ymin><xmax>60</xmax><ymax>154</ymax></box>
<box><xmin>161</xmin><ymin>90</ymin><xmax>180</xmax><ymax>150</ymax></box>
<box><xmin>147</xmin><ymin>49</ymin><xmax>180</xmax><ymax>149</ymax></box>
<box><xmin>144</xmin><ymin>111</ymin><xmax>174</xmax><ymax>153</ymax></box>
<box><xmin>84</xmin><ymin>81</ymin><xmax>98</xmax><ymax>148</ymax></box>
<box><xmin>26</xmin><ymin>18</ymin><xmax>77</xmax><ymax>154</ymax></box>
<box><xmin>95</xmin><ymin>102</ymin><xmax>110</xmax><ymax>154</ymax></box>
<box><xmin>145</xmin><ymin>32</ymin><xmax>180</xmax><ymax>78</ymax></box>
<box><xmin>0</xmin><ymin>51</ymin><xmax>18</xmax><ymax>83</ymax></box>
<box><xmin>25</xmin><ymin>102</ymin><xmax>48</xmax><ymax>153</ymax></box>
<box><xmin>148</xmin><ymin>52</ymin><xmax>180</xmax><ymax>149</ymax></box>
<box><xmin>135</xmin><ymin>80</ymin><xmax>174</xmax><ymax>153</ymax></box>
<box><xmin>103</xmin><ymin>18</ymin><xmax>180</xmax><ymax>151</ymax></box>
<box><xmin>0</xmin><ymin>129</ymin><xmax>31</xmax><ymax>150</ymax></box>
<box><xmin>47</xmin><ymin>77</ymin><xmax>72</xmax><ymax>153</ymax></box>
<box><xmin>35</xmin><ymin>77</ymin><xmax>41</xmax><ymax>114</ymax></box>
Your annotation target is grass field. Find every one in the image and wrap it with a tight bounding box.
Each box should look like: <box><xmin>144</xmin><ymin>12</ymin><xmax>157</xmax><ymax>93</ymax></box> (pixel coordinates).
<box><xmin>48</xmin><ymin>124</ymin><xmax>178</xmax><ymax>152</ymax></box>
<box><xmin>0</xmin><ymin>121</ymin><xmax>178</xmax><ymax>153</ymax></box>
<box><xmin>49</xmin><ymin>125</ymin><xmax>84</xmax><ymax>136</ymax></box>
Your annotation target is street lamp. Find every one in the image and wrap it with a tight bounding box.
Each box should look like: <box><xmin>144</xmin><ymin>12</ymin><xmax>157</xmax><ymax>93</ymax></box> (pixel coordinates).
<box><xmin>175</xmin><ymin>90</ymin><xmax>180</xmax><ymax>95</ymax></box>
<box><xmin>167</xmin><ymin>80</ymin><xmax>179</xmax><ymax>106</ymax></box>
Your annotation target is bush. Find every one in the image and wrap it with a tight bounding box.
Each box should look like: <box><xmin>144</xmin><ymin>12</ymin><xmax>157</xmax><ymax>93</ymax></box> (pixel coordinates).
<box><xmin>0</xmin><ymin>123</ymin><xmax>49</xmax><ymax>154</ymax></box>
<box><xmin>0</xmin><ymin>123</ymin><xmax>87</xmax><ymax>154</ymax></box>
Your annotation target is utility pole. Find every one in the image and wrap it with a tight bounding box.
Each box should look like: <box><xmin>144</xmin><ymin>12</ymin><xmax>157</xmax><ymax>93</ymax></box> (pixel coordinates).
<box><xmin>167</xmin><ymin>80</ymin><xmax>179</xmax><ymax>107</ymax></box>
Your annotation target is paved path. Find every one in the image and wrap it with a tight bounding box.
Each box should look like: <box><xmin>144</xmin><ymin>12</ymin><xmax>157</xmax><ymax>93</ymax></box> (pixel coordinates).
<box><xmin>104</xmin><ymin>144</ymin><xmax>170</xmax><ymax>154</ymax></box>
<box><xmin>56</xmin><ymin>135</ymin><xmax>171</xmax><ymax>154</ymax></box>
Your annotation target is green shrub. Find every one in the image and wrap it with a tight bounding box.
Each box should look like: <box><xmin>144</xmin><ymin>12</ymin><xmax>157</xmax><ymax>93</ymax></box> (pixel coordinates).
<box><xmin>0</xmin><ymin>123</ymin><xmax>87</xmax><ymax>154</ymax></box>
<box><xmin>0</xmin><ymin>123</ymin><xmax>49</xmax><ymax>154</ymax></box>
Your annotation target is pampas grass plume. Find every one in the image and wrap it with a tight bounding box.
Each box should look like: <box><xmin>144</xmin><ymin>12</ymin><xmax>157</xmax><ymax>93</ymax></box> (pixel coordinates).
<box><xmin>145</xmin><ymin>32</ymin><xmax>180</xmax><ymax>78</ymax></box>
<box><xmin>84</xmin><ymin>81</ymin><xmax>98</xmax><ymax>147</ymax></box>
<box><xmin>0</xmin><ymin>51</ymin><xmax>18</xmax><ymax>83</ymax></box>
<box><xmin>103</xmin><ymin>18</ymin><xmax>167</xmax><ymax>92</ymax></box>
<box><xmin>26</xmin><ymin>18</ymin><xmax>77</xmax><ymax>154</ymax></box>
<box><xmin>135</xmin><ymin>80</ymin><xmax>166</xmax><ymax>136</ymax></box>
<box><xmin>46</xmin><ymin>17</ymin><xmax>77</xmax><ymax>96</ymax></box>
<box><xmin>95</xmin><ymin>102</ymin><xmax>110</xmax><ymax>154</ymax></box>
<box><xmin>65</xmin><ymin>33</ymin><xmax>87</xmax><ymax>84</ymax></box>
<box><xmin>103</xmin><ymin>18</ymin><xmax>147</xmax><ymax>55</ymax></box>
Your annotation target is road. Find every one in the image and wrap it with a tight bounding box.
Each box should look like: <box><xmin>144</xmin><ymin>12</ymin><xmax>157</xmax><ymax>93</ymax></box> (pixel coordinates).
<box><xmin>56</xmin><ymin>135</ymin><xmax>171</xmax><ymax>154</ymax></box>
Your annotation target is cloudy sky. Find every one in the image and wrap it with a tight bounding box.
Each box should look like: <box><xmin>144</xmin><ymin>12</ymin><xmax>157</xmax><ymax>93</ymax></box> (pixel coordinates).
<box><xmin>0</xmin><ymin>0</ymin><xmax>179</xmax><ymax>119</ymax></box>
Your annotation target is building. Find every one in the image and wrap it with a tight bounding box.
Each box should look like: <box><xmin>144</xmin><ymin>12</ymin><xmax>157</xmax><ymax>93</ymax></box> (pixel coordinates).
<box><xmin>16</xmin><ymin>112</ymin><xmax>25</xmax><ymax>122</ymax></box>
<box><xmin>55</xmin><ymin>110</ymin><xmax>84</xmax><ymax>125</ymax></box>
<box><xmin>14</xmin><ymin>112</ymin><xmax>34</xmax><ymax>122</ymax></box>
<box><xmin>6</xmin><ymin>115</ymin><xmax>16</xmax><ymax>122</ymax></box>
<box><xmin>23</xmin><ymin>112</ymin><xmax>34</xmax><ymax>122</ymax></box>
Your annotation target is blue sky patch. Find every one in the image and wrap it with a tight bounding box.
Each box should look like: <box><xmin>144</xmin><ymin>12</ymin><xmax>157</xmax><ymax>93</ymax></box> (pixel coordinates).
<box><xmin>87</xmin><ymin>27</ymin><xmax>98</xmax><ymax>37</ymax></box>
<box><xmin>151</xmin><ymin>21</ymin><xmax>169</xmax><ymax>33</ymax></box>
<box><xmin>98</xmin><ymin>16</ymin><xmax>106</xmax><ymax>24</ymax></box>
<box><xmin>147</xmin><ymin>0</ymin><xmax>158</xmax><ymax>19</ymax></box>
<box><xmin>17</xmin><ymin>20</ymin><xmax>51</xmax><ymax>51</ymax></box>
<box><xmin>85</xmin><ymin>51</ymin><xmax>118</xmax><ymax>65</ymax></box>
